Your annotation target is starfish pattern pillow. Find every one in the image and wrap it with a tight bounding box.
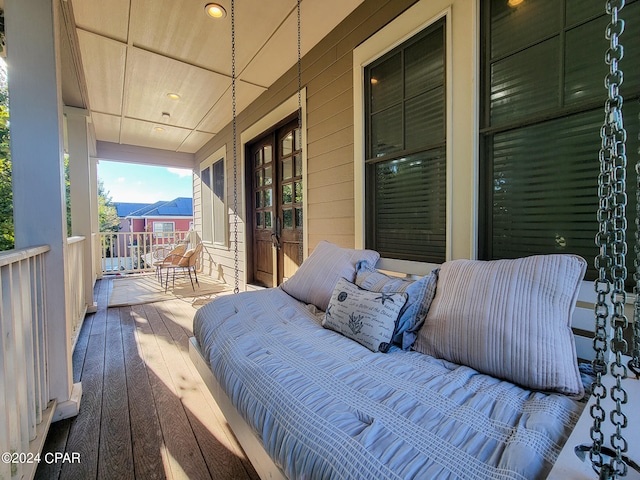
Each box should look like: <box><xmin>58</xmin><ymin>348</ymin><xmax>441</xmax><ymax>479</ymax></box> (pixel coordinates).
<box><xmin>322</xmin><ymin>278</ymin><xmax>408</xmax><ymax>352</ymax></box>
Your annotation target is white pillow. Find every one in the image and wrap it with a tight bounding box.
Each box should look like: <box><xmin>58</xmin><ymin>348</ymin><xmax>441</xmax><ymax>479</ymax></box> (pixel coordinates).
<box><xmin>322</xmin><ymin>278</ymin><xmax>408</xmax><ymax>352</ymax></box>
<box><xmin>413</xmin><ymin>254</ymin><xmax>586</xmax><ymax>397</ymax></box>
<box><xmin>280</xmin><ymin>240</ymin><xmax>380</xmax><ymax>311</ymax></box>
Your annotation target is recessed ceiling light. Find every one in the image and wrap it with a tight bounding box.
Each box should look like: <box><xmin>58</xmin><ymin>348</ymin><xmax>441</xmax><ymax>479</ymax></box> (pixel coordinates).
<box><xmin>154</xmin><ymin>126</ymin><xmax>165</xmax><ymax>132</ymax></box>
<box><xmin>507</xmin><ymin>0</ymin><xmax>524</xmax><ymax>6</ymax></box>
<box><xmin>205</xmin><ymin>3</ymin><xmax>227</xmax><ymax>18</ymax></box>
<box><xmin>167</xmin><ymin>93</ymin><xmax>180</xmax><ymax>100</ymax></box>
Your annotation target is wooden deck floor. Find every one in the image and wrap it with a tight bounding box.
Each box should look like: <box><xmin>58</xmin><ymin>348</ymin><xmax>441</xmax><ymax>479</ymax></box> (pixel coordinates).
<box><xmin>35</xmin><ymin>278</ymin><xmax>259</xmax><ymax>480</ymax></box>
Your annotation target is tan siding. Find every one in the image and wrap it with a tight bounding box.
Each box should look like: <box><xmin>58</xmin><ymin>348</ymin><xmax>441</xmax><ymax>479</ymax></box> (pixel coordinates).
<box><xmin>307</xmin><ymin>69</ymin><xmax>353</xmax><ymax>114</ymax></box>
<box><xmin>309</xmin><ymin>217</ymin><xmax>355</xmax><ymax>238</ymax></box>
<box><xmin>308</xmin><ymin>233</ymin><xmax>355</xmax><ymax>250</ymax></box>
<box><xmin>308</xmin><ymin>182</ymin><xmax>354</xmax><ymax>204</ymax></box>
<box><xmin>308</xmin><ymin>145</ymin><xmax>354</xmax><ymax>175</ymax></box>
<box><xmin>307</xmin><ymin>127</ymin><xmax>354</xmax><ymax>163</ymax></box>
<box><xmin>310</xmin><ymin>169</ymin><xmax>354</xmax><ymax>196</ymax></box>
<box><xmin>307</xmin><ymin>108</ymin><xmax>353</xmax><ymax>145</ymax></box>
<box><xmin>309</xmin><ymin>199</ymin><xmax>354</xmax><ymax>219</ymax></box>
<box><xmin>307</xmin><ymin>90</ymin><xmax>353</xmax><ymax>130</ymax></box>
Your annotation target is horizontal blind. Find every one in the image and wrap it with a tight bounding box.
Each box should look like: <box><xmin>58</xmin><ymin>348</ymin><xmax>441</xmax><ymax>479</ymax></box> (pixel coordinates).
<box><xmin>482</xmin><ymin>0</ymin><xmax>640</xmax><ymax>284</ymax></box>
<box><xmin>365</xmin><ymin>19</ymin><xmax>446</xmax><ymax>263</ymax></box>
<box><xmin>373</xmin><ymin>149</ymin><xmax>446</xmax><ymax>262</ymax></box>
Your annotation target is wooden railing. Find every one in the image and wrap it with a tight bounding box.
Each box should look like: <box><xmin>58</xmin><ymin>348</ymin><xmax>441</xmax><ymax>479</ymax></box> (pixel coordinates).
<box><xmin>66</xmin><ymin>236</ymin><xmax>87</xmax><ymax>349</ymax></box>
<box><xmin>0</xmin><ymin>245</ymin><xmax>55</xmax><ymax>480</ymax></box>
<box><xmin>98</xmin><ymin>230</ymin><xmax>190</xmax><ymax>275</ymax></box>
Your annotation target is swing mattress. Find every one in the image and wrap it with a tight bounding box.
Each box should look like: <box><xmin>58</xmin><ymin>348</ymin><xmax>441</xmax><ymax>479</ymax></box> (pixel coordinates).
<box><xmin>193</xmin><ymin>287</ymin><xmax>586</xmax><ymax>480</ymax></box>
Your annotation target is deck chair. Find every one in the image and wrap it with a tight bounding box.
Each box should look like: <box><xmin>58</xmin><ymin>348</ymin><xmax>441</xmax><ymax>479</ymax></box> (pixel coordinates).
<box><xmin>163</xmin><ymin>242</ymin><xmax>202</xmax><ymax>293</ymax></box>
<box><xmin>152</xmin><ymin>243</ymin><xmax>187</xmax><ymax>285</ymax></box>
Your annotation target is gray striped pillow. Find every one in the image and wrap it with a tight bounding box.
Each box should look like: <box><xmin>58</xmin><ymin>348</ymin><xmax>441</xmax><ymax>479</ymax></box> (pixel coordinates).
<box><xmin>280</xmin><ymin>241</ymin><xmax>380</xmax><ymax>311</ymax></box>
<box><xmin>413</xmin><ymin>254</ymin><xmax>586</xmax><ymax>397</ymax></box>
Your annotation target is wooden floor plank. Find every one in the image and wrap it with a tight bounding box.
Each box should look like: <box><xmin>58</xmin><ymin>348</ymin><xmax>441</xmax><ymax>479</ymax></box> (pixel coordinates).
<box><xmin>71</xmin><ymin>279</ymin><xmax>104</xmax><ymax>383</ymax></box>
<box><xmin>71</xmin><ymin>311</ymin><xmax>94</xmax><ymax>384</ymax></box>
<box><xmin>33</xmin><ymin>418</ymin><xmax>71</xmax><ymax>480</ymax></box>
<box><xmin>148</xmin><ymin>301</ymin><xmax>256</xmax><ymax>479</ymax></box>
<box><xmin>154</xmin><ymin>299</ymin><xmax>260</xmax><ymax>480</ymax></box>
<box><xmin>59</xmin><ymin>313</ymin><xmax>106</xmax><ymax>479</ymax></box>
<box><xmin>133</xmin><ymin>303</ymin><xmax>212</xmax><ymax>480</ymax></box>
<box><xmin>98</xmin><ymin>308</ymin><xmax>135</xmax><ymax>480</ymax></box>
<box><xmin>120</xmin><ymin>305</ymin><xmax>168</xmax><ymax>480</ymax></box>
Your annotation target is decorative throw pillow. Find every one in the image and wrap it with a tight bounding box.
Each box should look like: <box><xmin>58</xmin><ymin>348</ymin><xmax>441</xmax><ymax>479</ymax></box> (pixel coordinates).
<box><xmin>322</xmin><ymin>278</ymin><xmax>408</xmax><ymax>352</ymax></box>
<box><xmin>280</xmin><ymin>240</ymin><xmax>380</xmax><ymax>311</ymax></box>
<box><xmin>355</xmin><ymin>263</ymin><xmax>438</xmax><ymax>350</ymax></box>
<box><xmin>413</xmin><ymin>254</ymin><xmax>587</xmax><ymax>397</ymax></box>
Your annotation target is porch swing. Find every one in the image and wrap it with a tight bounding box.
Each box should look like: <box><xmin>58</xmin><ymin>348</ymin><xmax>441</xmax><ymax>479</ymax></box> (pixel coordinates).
<box><xmin>208</xmin><ymin>0</ymin><xmax>640</xmax><ymax>478</ymax></box>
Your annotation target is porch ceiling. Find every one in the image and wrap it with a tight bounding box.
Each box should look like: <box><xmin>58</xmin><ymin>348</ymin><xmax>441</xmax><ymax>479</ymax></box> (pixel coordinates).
<box><xmin>61</xmin><ymin>0</ymin><xmax>364</xmax><ymax>155</ymax></box>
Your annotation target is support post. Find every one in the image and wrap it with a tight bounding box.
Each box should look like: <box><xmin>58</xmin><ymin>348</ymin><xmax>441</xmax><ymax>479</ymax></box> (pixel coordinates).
<box><xmin>91</xmin><ymin>158</ymin><xmax>102</xmax><ymax>279</ymax></box>
<box><xmin>5</xmin><ymin>0</ymin><xmax>81</xmax><ymax>418</ymax></box>
<box><xmin>65</xmin><ymin>106</ymin><xmax>97</xmax><ymax>313</ymax></box>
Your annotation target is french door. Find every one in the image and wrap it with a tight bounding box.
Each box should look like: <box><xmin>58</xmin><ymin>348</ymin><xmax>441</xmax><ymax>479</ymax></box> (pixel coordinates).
<box><xmin>249</xmin><ymin>117</ymin><xmax>303</xmax><ymax>287</ymax></box>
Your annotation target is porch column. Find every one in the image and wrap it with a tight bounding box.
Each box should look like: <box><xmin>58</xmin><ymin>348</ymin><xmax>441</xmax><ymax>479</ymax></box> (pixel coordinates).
<box><xmin>65</xmin><ymin>107</ymin><xmax>97</xmax><ymax>313</ymax></box>
<box><xmin>90</xmin><ymin>157</ymin><xmax>101</xmax><ymax>279</ymax></box>
<box><xmin>5</xmin><ymin>0</ymin><xmax>81</xmax><ymax>418</ymax></box>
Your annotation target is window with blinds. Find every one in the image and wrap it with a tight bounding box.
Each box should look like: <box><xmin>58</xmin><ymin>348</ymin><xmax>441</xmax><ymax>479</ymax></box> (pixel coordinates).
<box><xmin>480</xmin><ymin>0</ymin><xmax>640</xmax><ymax>282</ymax></box>
<box><xmin>364</xmin><ymin>18</ymin><xmax>446</xmax><ymax>263</ymax></box>
<box><xmin>200</xmin><ymin>157</ymin><xmax>226</xmax><ymax>245</ymax></box>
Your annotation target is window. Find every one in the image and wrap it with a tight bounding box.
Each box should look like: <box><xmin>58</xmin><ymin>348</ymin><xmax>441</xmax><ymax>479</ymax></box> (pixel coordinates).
<box><xmin>480</xmin><ymin>0</ymin><xmax>639</xmax><ymax>282</ymax></box>
<box><xmin>364</xmin><ymin>19</ymin><xmax>447</xmax><ymax>263</ymax></box>
<box><xmin>201</xmin><ymin>153</ymin><xmax>226</xmax><ymax>245</ymax></box>
<box><xmin>153</xmin><ymin>222</ymin><xmax>175</xmax><ymax>240</ymax></box>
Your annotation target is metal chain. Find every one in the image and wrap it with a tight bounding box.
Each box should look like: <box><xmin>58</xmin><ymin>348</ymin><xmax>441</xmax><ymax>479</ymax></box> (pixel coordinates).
<box><xmin>231</xmin><ymin>0</ymin><xmax>239</xmax><ymax>294</ymax></box>
<box><xmin>634</xmin><ymin>97</ymin><xmax>640</xmax><ymax>376</ymax></box>
<box><xmin>592</xmin><ymin>1</ymin><xmax>629</xmax><ymax>477</ymax></box>
<box><xmin>297</xmin><ymin>0</ymin><xmax>304</xmax><ymax>266</ymax></box>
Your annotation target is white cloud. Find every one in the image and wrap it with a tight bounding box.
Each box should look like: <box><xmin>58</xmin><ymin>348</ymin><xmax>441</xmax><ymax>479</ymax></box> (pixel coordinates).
<box><xmin>167</xmin><ymin>167</ymin><xmax>192</xmax><ymax>178</ymax></box>
<box><xmin>117</xmin><ymin>177</ymin><xmax>126</xmax><ymax>182</ymax></box>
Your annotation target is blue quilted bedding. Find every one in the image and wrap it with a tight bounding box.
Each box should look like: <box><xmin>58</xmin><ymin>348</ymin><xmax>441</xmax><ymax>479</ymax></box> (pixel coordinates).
<box><xmin>193</xmin><ymin>288</ymin><xmax>584</xmax><ymax>480</ymax></box>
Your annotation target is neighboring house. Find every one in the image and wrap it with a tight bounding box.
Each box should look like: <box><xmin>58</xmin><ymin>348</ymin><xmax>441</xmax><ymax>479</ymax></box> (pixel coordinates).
<box><xmin>113</xmin><ymin>202</ymin><xmax>149</xmax><ymax>256</ymax></box>
<box><xmin>126</xmin><ymin>197</ymin><xmax>193</xmax><ymax>248</ymax></box>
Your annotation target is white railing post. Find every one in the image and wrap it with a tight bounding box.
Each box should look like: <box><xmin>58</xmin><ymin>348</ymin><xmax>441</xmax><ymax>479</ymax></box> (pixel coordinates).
<box><xmin>66</xmin><ymin>237</ymin><xmax>88</xmax><ymax>350</ymax></box>
<box><xmin>0</xmin><ymin>246</ymin><xmax>56</xmax><ymax>480</ymax></box>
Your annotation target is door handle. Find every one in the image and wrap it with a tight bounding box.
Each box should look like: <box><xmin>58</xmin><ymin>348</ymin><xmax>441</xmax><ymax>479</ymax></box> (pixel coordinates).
<box><xmin>271</xmin><ymin>216</ymin><xmax>281</xmax><ymax>250</ymax></box>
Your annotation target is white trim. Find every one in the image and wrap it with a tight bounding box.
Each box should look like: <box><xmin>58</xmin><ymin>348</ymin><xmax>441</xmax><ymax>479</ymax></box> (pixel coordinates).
<box><xmin>239</xmin><ymin>89</ymin><xmax>308</xmax><ymax>289</ymax></box>
<box><xmin>96</xmin><ymin>140</ymin><xmax>194</xmax><ymax>169</ymax></box>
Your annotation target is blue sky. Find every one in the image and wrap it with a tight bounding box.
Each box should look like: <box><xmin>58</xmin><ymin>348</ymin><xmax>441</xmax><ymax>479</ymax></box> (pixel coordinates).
<box><xmin>98</xmin><ymin>161</ymin><xmax>193</xmax><ymax>204</ymax></box>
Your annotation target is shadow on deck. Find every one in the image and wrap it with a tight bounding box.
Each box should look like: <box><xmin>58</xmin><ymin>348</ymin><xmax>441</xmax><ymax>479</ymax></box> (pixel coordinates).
<box><xmin>36</xmin><ymin>277</ymin><xmax>258</xmax><ymax>480</ymax></box>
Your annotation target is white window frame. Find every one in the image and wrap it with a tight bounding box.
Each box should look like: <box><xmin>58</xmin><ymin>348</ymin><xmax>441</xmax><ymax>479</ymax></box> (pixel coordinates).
<box><xmin>353</xmin><ymin>0</ymin><xmax>479</xmax><ymax>264</ymax></box>
<box><xmin>200</xmin><ymin>145</ymin><xmax>228</xmax><ymax>246</ymax></box>
<box><xmin>152</xmin><ymin>221</ymin><xmax>175</xmax><ymax>240</ymax></box>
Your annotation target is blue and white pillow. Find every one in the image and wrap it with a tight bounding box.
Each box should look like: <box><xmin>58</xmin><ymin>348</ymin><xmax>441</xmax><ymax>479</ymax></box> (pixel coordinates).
<box><xmin>355</xmin><ymin>263</ymin><xmax>438</xmax><ymax>350</ymax></box>
<box><xmin>322</xmin><ymin>278</ymin><xmax>408</xmax><ymax>353</ymax></box>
